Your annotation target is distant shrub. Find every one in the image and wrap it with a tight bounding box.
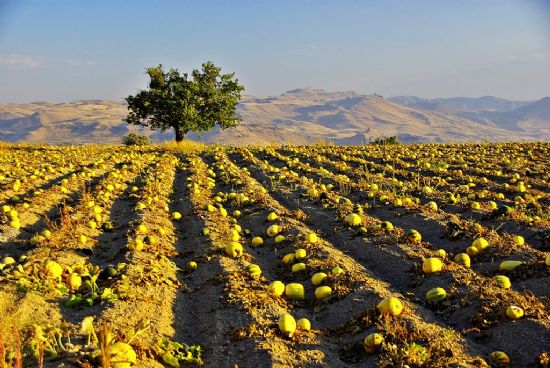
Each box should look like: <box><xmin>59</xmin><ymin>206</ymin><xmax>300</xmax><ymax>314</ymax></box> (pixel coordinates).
<box><xmin>122</xmin><ymin>133</ymin><xmax>151</xmax><ymax>146</ymax></box>
<box><xmin>370</xmin><ymin>135</ymin><xmax>399</xmax><ymax>146</ymax></box>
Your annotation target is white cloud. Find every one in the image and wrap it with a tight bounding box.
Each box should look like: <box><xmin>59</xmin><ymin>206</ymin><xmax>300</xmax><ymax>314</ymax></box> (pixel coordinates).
<box><xmin>503</xmin><ymin>51</ymin><xmax>550</xmax><ymax>63</ymax></box>
<box><xmin>65</xmin><ymin>58</ymin><xmax>96</xmax><ymax>66</ymax></box>
<box><xmin>0</xmin><ymin>55</ymin><xmax>97</xmax><ymax>69</ymax></box>
<box><xmin>0</xmin><ymin>54</ymin><xmax>44</xmax><ymax>68</ymax></box>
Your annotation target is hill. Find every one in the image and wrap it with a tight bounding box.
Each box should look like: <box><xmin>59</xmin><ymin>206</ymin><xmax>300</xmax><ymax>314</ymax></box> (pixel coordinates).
<box><xmin>389</xmin><ymin>95</ymin><xmax>550</xmax><ymax>138</ymax></box>
<box><xmin>459</xmin><ymin>97</ymin><xmax>550</xmax><ymax>136</ymax></box>
<box><xmin>389</xmin><ymin>95</ymin><xmax>534</xmax><ymax>113</ymax></box>
<box><xmin>0</xmin><ymin>89</ymin><xmax>546</xmax><ymax>144</ymax></box>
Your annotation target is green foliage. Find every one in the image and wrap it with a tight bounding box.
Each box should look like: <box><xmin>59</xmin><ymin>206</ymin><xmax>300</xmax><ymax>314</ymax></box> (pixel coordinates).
<box><xmin>370</xmin><ymin>135</ymin><xmax>400</xmax><ymax>145</ymax></box>
<box><xmin>157</xmin><ymin>338</ymin><xmax>202</xmax><ymax>366</ymax></box>
<box><xmin>125</xmin><ymin>62</ymin><xmax>244</xmax><ymax>141</ymax></box>
<box><xmin>122</xmin><ymin>133</ymin><xmax>151</xmax><ymax>146</ymax></box>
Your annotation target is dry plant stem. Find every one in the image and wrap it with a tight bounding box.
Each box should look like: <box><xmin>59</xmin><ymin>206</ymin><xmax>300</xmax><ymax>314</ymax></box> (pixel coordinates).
<box><xmin>99</xmin><ymin>325</ymin><xmax>111</xmax><ymax>368</ymax></box>
<box><xmin>14</xmin><ymin>331</ymin><xmax>22</xmax><ymax>368</ymax></box>
<box><xmin>0</xmin><ymin>332</ymin><xmax>5</xmax><ymax>368</ymax></box>
<box><xmin>37</xmin><ymin>342</ymin><xmax>44</xmax><ymax>368</ymax></box>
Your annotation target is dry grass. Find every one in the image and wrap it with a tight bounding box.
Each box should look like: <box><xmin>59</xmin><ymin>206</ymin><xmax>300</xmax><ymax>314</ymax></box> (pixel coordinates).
<box><xmin>308</xmin><ymin>138</ymin><xmax>336</xmax><ymax>146</ymax></box>
<box><xmin>0</xmin><ymin>329</ymin><xmax>23</xmax><ymax>368</ymax></box>
<box><xmin>376</xmin><ymin>316</ymin><xmax>486</xmax><ymax>367</ymax></box>
<box><xmin>14</xmin><ymin>331</ymin><xmax>22</xmax><ymax>368</ymax></box>
<box><xmin>160</xmin><ymin>140</ymin><xmax>206</xmax><ymax>154</ymax></box>
<box><xmin>0</xmin><ymin>332</ymin><xmax>5</xmax><ymax>368</ymax></box>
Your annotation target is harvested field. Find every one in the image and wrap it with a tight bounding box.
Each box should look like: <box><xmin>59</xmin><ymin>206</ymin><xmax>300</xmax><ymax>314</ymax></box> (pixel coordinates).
<box><xmin>0</xmin><ymin>142</ymin><xmax>548</xmax><ymax>367</ymax></box>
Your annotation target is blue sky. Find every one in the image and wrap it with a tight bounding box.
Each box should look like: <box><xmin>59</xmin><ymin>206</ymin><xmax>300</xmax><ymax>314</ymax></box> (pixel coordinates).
<box><xmin>0</xmin><ymin>0</ymin><xmax>549</xmax><ymax>102</ymax></box>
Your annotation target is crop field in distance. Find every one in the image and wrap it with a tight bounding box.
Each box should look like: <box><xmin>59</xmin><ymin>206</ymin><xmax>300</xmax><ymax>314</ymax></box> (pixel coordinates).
<box><xmin>0</xmin><ymin>141</ymin><xmax>548</xmax><ymax>368</ymax></box>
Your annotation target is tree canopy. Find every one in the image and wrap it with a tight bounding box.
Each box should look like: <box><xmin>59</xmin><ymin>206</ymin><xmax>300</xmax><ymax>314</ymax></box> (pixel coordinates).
<box><xmin>125</xmin><ymin>62</ymin><xmax>244</xmax><ymax>141</ymax></box>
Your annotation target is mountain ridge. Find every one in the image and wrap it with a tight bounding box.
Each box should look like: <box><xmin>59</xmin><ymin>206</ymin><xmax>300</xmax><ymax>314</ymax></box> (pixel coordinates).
<box><xmin>389</xmin><ymin>95</ymin><xmax>534</xmax><ymax>112</ymax></box>
<box><xmin>0</xmin><ymin>90</ymin><xmax>548</xmax><ymax>145</ymax></box>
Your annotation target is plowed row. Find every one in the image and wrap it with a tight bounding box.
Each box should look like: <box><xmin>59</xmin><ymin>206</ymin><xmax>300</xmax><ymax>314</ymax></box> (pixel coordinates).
<box><xmin>0</xmin><ymin>142</ymin><xmax>548</xmax><ymax>368</ymax></box>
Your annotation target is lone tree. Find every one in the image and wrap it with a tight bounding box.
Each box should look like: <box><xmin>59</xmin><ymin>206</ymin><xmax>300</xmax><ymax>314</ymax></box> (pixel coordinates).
<box><xmin>125</xmin><ymin>62</ymin><xmax>244</xmax><ymax>142</ymax></box>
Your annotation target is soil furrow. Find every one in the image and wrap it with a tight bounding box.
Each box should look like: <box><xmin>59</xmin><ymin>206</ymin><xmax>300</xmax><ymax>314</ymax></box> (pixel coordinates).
<box><xmin>231</xmin><ymin>148</ymin><xmax>549</xmax><ymax>367</ymax></box>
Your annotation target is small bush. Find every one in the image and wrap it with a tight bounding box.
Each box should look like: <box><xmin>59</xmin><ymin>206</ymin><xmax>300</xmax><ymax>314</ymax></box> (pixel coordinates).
<box><xmin>122</xmin><ymin>133</ymin><xmax>151</xmax><ymax>146</ymax></box>
<box><xmin>370</xmin><ymin>135</ymin><xmax>399</xmax><ymax>145</ymax></box>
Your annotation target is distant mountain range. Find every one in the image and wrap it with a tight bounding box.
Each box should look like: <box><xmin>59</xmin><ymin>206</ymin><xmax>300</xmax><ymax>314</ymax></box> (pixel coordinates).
<box><xmin>0</xmin><ymin>89</ymin><xmax>548</xmax><ymax>145</ymax></box>
<box><xmin>388</xmin><ymin>95</ymin><xmax>549</xmax><ymax>138</ymax></box>
<box><xmin>388</xmin><ymin>95</ymin><xmax>534</xmax><ymax>113</ymax></box>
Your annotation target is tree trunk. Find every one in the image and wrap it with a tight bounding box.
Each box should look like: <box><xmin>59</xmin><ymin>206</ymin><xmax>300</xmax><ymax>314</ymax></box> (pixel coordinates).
<box><xmin>175</xmin><ymin>128</ymin><xmax>185</xmax><ymax>142</ymax></box>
